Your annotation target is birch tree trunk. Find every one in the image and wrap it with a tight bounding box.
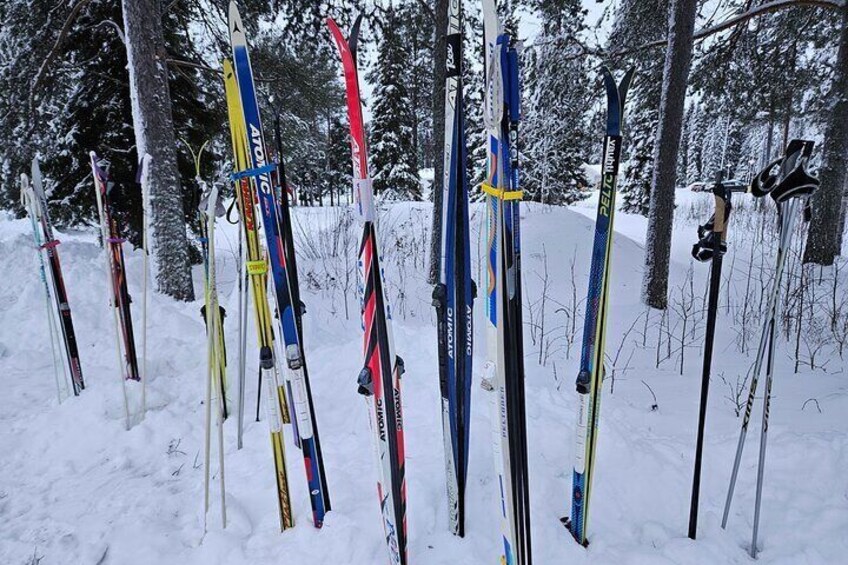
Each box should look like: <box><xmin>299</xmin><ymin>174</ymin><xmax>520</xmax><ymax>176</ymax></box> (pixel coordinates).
<box><xmin>428</xmin><ymin>0</ymin><xmax>448</xmax><ymax>285</ymax></box>
<box><xmin>122</xmin><ymin>0</ymin><xmax>194</xmax><ymax>301</ymax></box>
<box><xmin>641</xmin><ymin>0</ymin><xmax>698</xmax><ymax>310</ymax></box>
<box><xmin>804</xmin><ymin>3</ymin><xmax>848</xmax><ymax>264</ymax></box>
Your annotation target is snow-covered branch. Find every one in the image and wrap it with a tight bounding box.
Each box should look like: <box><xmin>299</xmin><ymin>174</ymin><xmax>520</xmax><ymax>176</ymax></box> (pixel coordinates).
<box><xmin>614</xmin><ymin>0</ymin><xmax>845</xmax><ymax>57</ymax></box>
<box><xmin>30</xmin><ymin>0</ymin><xmax>95</xmax><ymax>99</ymax></box>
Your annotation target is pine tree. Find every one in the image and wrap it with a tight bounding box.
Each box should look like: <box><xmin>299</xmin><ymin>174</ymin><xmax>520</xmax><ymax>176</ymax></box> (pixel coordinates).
<box><xmin>522</xmin><ymin>0</ymin><xmax>592</xmax><ymax>205</ymax></box>
<box><xmin>369</xmin><ymin>4</ymin><xmax>421</xmax><ymax>200</ymax></box>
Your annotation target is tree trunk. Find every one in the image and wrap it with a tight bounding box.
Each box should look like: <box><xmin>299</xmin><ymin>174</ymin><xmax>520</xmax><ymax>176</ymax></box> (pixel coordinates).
<box><xmin>804</xmin><ymin>4</ymin><xmax>848</xmax><ymax>264</ymax></box>
<box><xmin>428</xmin><ymin>0</ymin><xmax>448</xmax><ymax>285</ymax></box>
<box><xmin>641</xmin><ymin>0</ymin><xmax>698</xmax><ymax>309</ymax></box>
<box><xmin>122</xmin><ymin>0</ymin><xmax>194</xmax><ymax>301</ymax></box>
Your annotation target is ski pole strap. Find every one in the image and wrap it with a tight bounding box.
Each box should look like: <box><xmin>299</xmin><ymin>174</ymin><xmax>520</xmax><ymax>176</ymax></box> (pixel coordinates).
<box><xmin>771</xmin><ymin>166</ymin><xmax>819</xmax><ymax>203</ymax></box>
<box><xmin>40</xmin><ymin>239</ymin><xmax>61</xmax><ymax>249</ymax></box>
<box><xmin>107</xmin><ymin>237</ymin><xmax>126</xmax><ymax>244</ymax></box>
<box><xmin>246</xmin><ymin>260</ymin><xmax>267</xmax><ymax>275</ymax></box>
<box><xmin>230</xmin><ymin>163</ymin><xmax>277</xmax><ymax>181</ymax></box>
<box><xmin>481</xmin><ymin>182</ymin><xmax>522</xmax><ymax>200</ymax></box>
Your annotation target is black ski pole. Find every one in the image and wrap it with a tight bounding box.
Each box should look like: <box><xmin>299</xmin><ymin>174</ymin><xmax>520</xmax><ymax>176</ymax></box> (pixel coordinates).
<box><xmin>688</xmin><ymin>171</ymin><xmax>731</xmax><ymax>540</ymax></box>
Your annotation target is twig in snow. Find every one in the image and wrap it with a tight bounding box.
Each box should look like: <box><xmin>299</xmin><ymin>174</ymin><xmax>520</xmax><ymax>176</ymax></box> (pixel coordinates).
<box><xmin>801</xmin><ymin>398</ymin><xmax>822</xmax><ymax>413</ymax></box>
<box><xmin>641</xmin><ymin>380</ymin><xmax>659</xmax><ymax>412</ymax></box>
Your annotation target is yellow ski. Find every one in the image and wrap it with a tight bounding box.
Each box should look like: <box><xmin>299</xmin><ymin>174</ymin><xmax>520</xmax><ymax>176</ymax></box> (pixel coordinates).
<box><xmin>224</xmin><ymin>58</ymin><xmax>293</xmax><ymax>530</ymax></box>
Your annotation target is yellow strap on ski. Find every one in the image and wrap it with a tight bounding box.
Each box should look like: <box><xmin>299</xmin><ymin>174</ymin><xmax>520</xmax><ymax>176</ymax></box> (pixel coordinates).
<box><xmin>481</xmin><ymin>182</ymin><xmax>523</xmax><ymax>200</ymax></box>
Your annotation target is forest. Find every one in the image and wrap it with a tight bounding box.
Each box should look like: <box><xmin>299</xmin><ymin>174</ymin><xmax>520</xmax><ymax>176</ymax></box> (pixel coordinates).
<box><xmin>1</xmin><ymin>0</ymin><xmax>845</xmax><ymax>309</ymax></box>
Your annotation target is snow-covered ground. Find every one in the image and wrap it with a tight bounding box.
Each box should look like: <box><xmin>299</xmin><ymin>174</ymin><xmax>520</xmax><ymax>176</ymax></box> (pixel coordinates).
<box><xmin>1</xmin><ymin>191</ymin><xmax>846</xmax><ymax>564</ymax></box>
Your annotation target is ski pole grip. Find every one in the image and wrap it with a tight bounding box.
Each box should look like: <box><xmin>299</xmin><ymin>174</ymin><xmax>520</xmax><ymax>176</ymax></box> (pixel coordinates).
<box><xmin>713</xmin><ymin>193</ymin><xmax>725</xmax><ymax>235</ymax></box>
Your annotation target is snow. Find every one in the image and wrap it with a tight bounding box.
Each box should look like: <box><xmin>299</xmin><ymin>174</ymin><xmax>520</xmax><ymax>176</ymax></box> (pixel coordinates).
<box><xmin>1</xmin><ymin>192</ymin><xmax>846</xmax><ymax>564</ymax></box>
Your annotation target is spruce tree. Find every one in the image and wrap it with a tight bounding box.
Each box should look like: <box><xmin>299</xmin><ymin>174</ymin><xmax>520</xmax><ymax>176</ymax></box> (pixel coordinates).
<box><xmin>369</xmin><ymin>4</ymin><xmax>420</xmax><ymax>200</ymax></box>
<box><xmin>522</xmin><ymin>0</ymin><xmax>592</xmax><ymax>205</ymax></box>
<box><xmin>398</xmin><ymin>2</ymin><xmax>435</xmax><ymax>171</ymax></box>
<box><xmin>685</xmin><ymin>103</ymin><xmax>708</xmax><ymax>185</ymax></box>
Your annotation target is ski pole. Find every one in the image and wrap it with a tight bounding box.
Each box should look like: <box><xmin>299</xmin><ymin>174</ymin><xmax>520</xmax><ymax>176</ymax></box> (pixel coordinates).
<box><xmin>688</xmin><ymin>172</ymin><xmax>731</xmax><ymax>540</ymax></box>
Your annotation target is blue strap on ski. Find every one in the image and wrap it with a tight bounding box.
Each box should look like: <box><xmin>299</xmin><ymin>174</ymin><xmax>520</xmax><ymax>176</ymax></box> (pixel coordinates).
<box><xmin>229</xmin><ymin>163</ymin><xmax>277</xmax><ymax>181</ymax></box>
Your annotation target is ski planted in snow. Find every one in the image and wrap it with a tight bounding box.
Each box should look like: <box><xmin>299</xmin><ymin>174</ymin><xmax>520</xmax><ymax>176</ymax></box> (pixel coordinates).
<box><xmin>687</xmin><ymin>170</ymin><xmax>732</xmax><ymax>540</ymax></box>
<box><xmin>91</xmin><ymin>153</ymin><xmax>141</xmax><ymax>387</ymax></box>
<box><xmin>199</xmin><ymin>181</ymin><xmax>228</xmax><ymax>530</ymax></box>
<box><xmin>481</xmin><ymin>1</ymin><xmax>531</xmax><ymax>562</ymax></box>
<box><xmin>722</xmin><ymin>139</ymin><xmax>819</xmax><ymax>558</ymax></box>
<box><xmin>328</xmin><ymin>14</ymin><xmax>408</xmax><ymax>565</ymax></box>
<box><xmin>566</xmin><ymin>67</ymin><xmax>634</xmax><ymax>547</ymax></box>
<box><xmin>91</xmin><ymin>153</ymin><xmax>144</xmax><ymax>429</ymax></box>
<box><xmin>270</xmin><ymin>115</ymin><xmax>332</xmax><ymax>525</ymax></box>
<box><xmin>433</xmin><ymin>0</ymin><xmax>475</xmax><ymax>538</ymax></box>
<box><xmin>188</xmin><ymin>142</ymin><xmax>229</xmax><ymax>423</ymax></box>
<box><xmin>27</xmin><ymin>158</ymin><xmax>85</xmax><ymax>396</ymax></box>
<box><xmin>20</xmin><ymin>171</ymin><xmax>73</xmax><ymax>402</ymax></box>
<box><xmin>228</xmin><ymin>1</ymin><xmax>331</xmax><ymax>529</ymax></box>
<box><xmin>223</xmin><ymin>53</ymin><xmax>294</xmax><ymax>531</ymax></box>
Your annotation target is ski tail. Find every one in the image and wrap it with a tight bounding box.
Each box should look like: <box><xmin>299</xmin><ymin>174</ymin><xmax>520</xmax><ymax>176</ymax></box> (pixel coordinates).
<box><xmin>569</xmin><ymin>67</ymin><xmax>633</xmax><ymax>546</ymax></box>
<box><xmin>329</xmin><ymin>15</ymin><xmax>408</xmax><ymax>564</ymax></box>
<box><xmin>360</xmin><ymin>222</ymin><xmax>408</xmax><ymax>565</ymax></box>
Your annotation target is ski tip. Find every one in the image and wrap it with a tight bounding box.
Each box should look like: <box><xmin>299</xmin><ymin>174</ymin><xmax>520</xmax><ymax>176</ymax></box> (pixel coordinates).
<box><xmin>228</xmin><ymin>1</ymin><xmax>245</xmax><ymax>46</ymax></box>
<box><xmin>619</xmin><ymin>67</ymin><xmax>636</xmax><ymax>106</ymax></box>
<box><xmin>600</xmin><ymin>66</ymin><xmax>615</xmax><ymax>95</ymax></box>
<box><xmin>618</xmin><ymin>67</ymin><xmax>636</xmax><ymax>118</ymax></box>
<box><xmin>326</xmin><ymin>17</ymin><xmax>344</xmax><ymax>50</ymax></box>
<box><xmin>350</xmin><ymin>14</ymin><xmax>363</xmax><ymax>58</ymax></box>
<box><xmin>601</xmin><ymin>66</ymin><xmax>635</xmax><ymax>136</ymax></box>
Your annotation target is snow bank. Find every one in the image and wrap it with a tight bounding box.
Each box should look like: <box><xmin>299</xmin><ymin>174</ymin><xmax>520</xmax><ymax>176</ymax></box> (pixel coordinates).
<box><xmin>1</xmin><ymin>195</ymin><xmax>845</xmax><ymax>564</ymax></box>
